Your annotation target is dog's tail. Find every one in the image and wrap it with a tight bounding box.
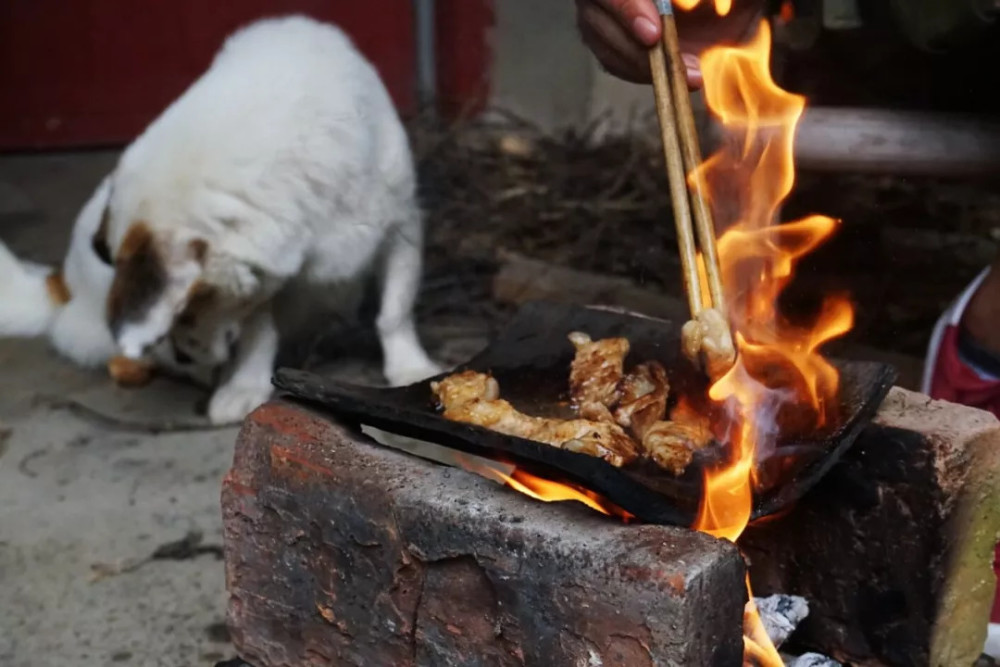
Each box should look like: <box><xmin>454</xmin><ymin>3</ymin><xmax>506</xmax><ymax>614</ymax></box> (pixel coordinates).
<box><xmin>0</xmin><ymin>239</ymin><xmax>69</xmax><ymax>337</ymax></box>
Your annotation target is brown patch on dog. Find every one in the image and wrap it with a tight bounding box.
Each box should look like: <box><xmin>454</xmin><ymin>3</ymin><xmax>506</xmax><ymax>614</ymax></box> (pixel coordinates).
<box><xmin>117</xmin><ymin>222</ymin><xmax>154</xmax><ymax>260</ymax></box>
<box><xmin>106</xmin><ymin>222</ymin><xmax>168</xmax><ymax>335</ymax></box>
<box><xmin>45</xmin><ymin>269</ymin><xmax>72</xmax><ymax>305</ymax></box>
<box><xmin>176</xmin><ymin>280</ymin><xmax>216</xmax><ymax>328</ymax></box>
<box><xmin>107</xmin><ymin>355</ymin><xmax>155</xmax><ymax>387</ymax></box>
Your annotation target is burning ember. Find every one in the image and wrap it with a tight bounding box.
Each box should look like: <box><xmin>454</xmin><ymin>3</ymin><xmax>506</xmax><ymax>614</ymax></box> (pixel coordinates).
<box><xmin>452</xmin><ymin>453</ymin><xmax>633</xmax><ymax>519</ymax></box>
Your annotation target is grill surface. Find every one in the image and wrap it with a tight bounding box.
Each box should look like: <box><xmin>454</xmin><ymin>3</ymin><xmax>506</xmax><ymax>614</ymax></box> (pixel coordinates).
<box><xmin>274</xmin><ymin>302</ymin><xmax>896</xmax><ymax>525</ymax></box>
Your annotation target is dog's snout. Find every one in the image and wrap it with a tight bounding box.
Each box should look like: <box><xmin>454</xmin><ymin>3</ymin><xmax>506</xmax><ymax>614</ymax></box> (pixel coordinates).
<box><xmin>113</xmin><ymin>319</ymin><xmax>169</xmax><ymax>360</ymax></box>
<box><xmin>117</xmin><ymin>340</ymin><xmax>145</xmax><ymax>360</ymax></box>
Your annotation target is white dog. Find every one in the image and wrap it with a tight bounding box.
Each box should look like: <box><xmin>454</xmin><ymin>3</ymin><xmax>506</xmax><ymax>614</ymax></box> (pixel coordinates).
<box><xmin>0</xmin><ymin>15</ymin><xmax>441</xmax><ymax>423</ymax></box>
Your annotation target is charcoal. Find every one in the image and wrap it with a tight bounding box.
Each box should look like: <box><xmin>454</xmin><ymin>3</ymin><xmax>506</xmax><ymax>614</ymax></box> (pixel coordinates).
<box><xmin>756</xmin><ymin>594</ymin><xmax>810</xmax><ymax>649</ymax></box>
<box><xmin>787</xmin><ymin>653</ymin><xmax>841</xmax><ymax>667</ymax></box>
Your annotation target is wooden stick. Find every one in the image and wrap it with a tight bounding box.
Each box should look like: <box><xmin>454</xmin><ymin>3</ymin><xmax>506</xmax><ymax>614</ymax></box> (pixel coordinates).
<box><xmin>649</xmin><ymin>40</ymin><xmax>703</xmax><ymax>317</ymax></box>
<box><xmin>659</xmin><ymin>12</ymin><xmax>727</xmax><ymax>314</ymax></box>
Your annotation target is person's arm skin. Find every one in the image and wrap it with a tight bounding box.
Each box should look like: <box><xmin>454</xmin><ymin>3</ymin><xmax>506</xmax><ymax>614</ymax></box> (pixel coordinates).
<box><xmin>575</xmin><ymin>0</ymin><xmax>766</xmax><ymax>87</ymax></box>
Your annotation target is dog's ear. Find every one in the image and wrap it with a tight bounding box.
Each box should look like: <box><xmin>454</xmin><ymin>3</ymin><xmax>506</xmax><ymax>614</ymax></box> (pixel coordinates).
<box><xmin>92</xmin><ymin>202</ymin><xmax>113</xmax><ymax>265</ymax></box>
<box><xmin>106</xmin><ymin>222</ymin><xmax>167</xmax><ymax>335</ymax></box>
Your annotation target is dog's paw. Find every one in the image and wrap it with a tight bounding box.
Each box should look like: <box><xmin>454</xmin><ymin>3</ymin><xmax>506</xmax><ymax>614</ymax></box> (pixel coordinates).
<box><xmin>207</xmin><ymin>383</ymin><xmax>273</xmax><ymax>425</ymax></box>
<box><xmin>384</xmin><ymin>355</ymin><xmax>445</xmax><ymax>387</ymax></box>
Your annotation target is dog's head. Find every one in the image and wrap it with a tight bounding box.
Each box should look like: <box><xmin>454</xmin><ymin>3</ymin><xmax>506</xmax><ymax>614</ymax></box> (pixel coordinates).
<box><xmin>93</xmin><ymin>211</ymin><xmax>211</xmax><ymax>360</ymax></box>
<box><xmin>166</xmin><ymin>285</ymin><xmax>241</xmax><ymax>369</ymax></box>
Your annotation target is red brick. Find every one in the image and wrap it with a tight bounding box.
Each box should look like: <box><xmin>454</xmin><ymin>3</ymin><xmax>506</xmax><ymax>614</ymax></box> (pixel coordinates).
<box><xmin>223</xmin><ymin>400</ymin><xmax>746</xmax><ymax>667</ymax></box>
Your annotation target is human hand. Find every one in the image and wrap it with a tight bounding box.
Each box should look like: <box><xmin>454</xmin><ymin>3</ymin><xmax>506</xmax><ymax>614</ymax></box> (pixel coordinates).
<box><xmin>574</xmin><ymin>0</ymin><xmax>766</xmax><ymax>87</ymax></box>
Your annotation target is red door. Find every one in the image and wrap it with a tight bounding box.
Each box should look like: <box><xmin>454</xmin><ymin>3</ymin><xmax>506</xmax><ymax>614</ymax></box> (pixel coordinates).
<box><xmin>0</xmin><ymin>1</ymin><xmax>425</xmax><ymax>150</ymax></box>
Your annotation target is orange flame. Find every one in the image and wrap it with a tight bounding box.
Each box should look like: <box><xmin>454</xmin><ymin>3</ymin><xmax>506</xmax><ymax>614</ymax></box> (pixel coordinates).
<box><xmin>452</xmin><ymin>453</ymin><xmax>633</xmax><ymax>520</ymax></box>
<box><xmin>674</xmin><ymin>0</ymin><xmax>733</xmax><ymax>16</ymax></box>
<box><xmin>689</xmin><ymin>19</ymin><xmax>852</xmax><ymax>666</ymax></box>
<box><xmin>691</xmin><ymin>18</ymin><xmax>853</xmax><ymax>532</ymax></box>
<box><xmin>743</xmin><ymin>573</ymin><xmax>784</xmax><ymax>663</ymax></box>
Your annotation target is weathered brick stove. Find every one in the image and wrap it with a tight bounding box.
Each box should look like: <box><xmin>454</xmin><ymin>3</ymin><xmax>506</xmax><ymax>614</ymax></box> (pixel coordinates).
<box><xmin>221</xmin><ymin>307</ymin><xmax>1000</xmax><ymax>667</ymax></box>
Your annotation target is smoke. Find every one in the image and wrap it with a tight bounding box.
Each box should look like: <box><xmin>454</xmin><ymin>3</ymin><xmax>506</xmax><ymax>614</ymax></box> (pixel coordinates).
<box><xmin>715</xmin><ymin>357</ymin><xmax>795</xmax><ymax>465</ymax></box>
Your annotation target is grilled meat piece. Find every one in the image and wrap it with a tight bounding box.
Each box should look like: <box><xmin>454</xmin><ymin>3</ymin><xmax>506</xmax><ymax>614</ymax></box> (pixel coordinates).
<box><xmin>434</xmin><ymin>330</ymin><xmax>718</xmax><ymax>477</ymax></box>
<box><xmin>562</xmin><ymin>437</ymin><xmax>625</xmax><ymax>462</ymax></box>
<box><xmin>640</xmin><ymin>397</ymin><xmax>714</xmax><ymax>475</ymax></box>
<box><xmin>431</xmin><ymin>369</ymin><xmax>500</xmax><ymax>408</ymax></box>
<box><xmin>614</xmin><ymin>360</ymin><xmax>712</xmax><ymax>477</ymax></box>
<box><xmin>567</xmin><ymin>333</ymin><xmax>670</xmax><ymax>438</ymax></box>
<box><xmin>681</xmin><ymin>307</ymin><xmax>736</xmax><ymax>380</ymax></box>
<box><xmin>577</xmin><ymin>400</ymin><xmax>616</xmax><ymax>424</ymax></box>
<box><xmin>568</xmin><ymin>331</ymin><xmax>629</xmax><ymax>411</ymax></box>
<box><xmin>641</xmin><ymin>420</ymin><xmax>713</xmax><ymax>476</ymax></box>
<box><xmin>565</xmin><ymin>335</ymin><xmax>707</xmax><ymax>477</ymax></box>
<box><xmin>433</xmin><ymin>370</ymin><xmax>639</xmax><ymax>467</ymax></box>
<box><xmin>614</xmin><ymin>361</ymin><xmax>670</xmax><ymax>438</ymax></box>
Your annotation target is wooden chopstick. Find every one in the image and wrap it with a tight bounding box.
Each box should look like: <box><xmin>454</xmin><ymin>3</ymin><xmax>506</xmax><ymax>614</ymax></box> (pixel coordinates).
<box><xmin>649</xmin><ymin>35</ymin><xmax>704</xmax><ymax>317</ymax></box>
<box><xmin>648</xmin><ymin>1</ymin><xmax>726</xmax><ymax>318</ymax></box>
<box><xmin>659</xmin><ymin>12</ymin><xmax>726</xmax><ymax>314</ymax></box>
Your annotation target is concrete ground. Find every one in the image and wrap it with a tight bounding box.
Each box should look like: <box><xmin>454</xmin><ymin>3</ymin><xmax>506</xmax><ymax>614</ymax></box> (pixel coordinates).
<box><xmin>0</xmin><ymin>152</ymin><xmax>238</xmax><ymax>667</ymax></box>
